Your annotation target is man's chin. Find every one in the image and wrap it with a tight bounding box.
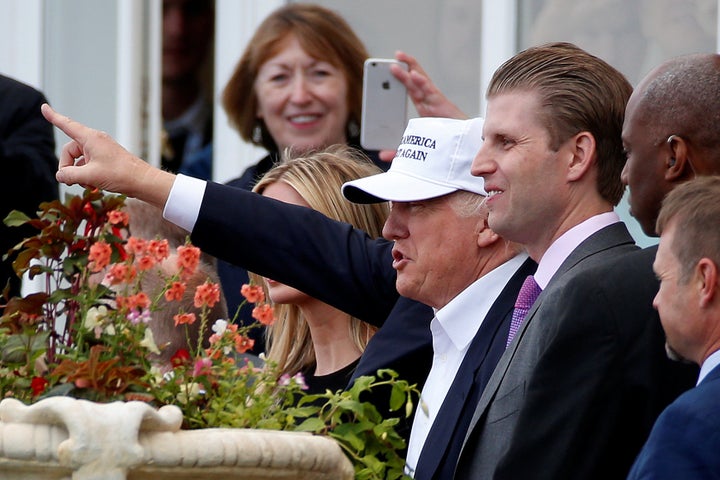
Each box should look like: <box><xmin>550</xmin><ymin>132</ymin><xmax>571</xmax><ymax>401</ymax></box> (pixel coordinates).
<box><xmin>665</xmin><ymin>341</ymin><xmax>693</xmax><ymax>364</ymax></box>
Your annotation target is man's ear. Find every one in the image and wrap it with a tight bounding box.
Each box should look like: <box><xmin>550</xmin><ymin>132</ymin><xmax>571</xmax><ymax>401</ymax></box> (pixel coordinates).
<box><xmin>665</xmin><ymin>135</ymin><xmax>692</xmax><ymax>180</ymax></box>
<box><xmin>697</xmin><ymin>258</ymin><xmax>718</xmax><ymax>308</ymax></box>
<box><xmin>477</xmin><ymin>218</ymin><xmax>500</xmax><ymax>248</ymax></box>
<box><xmin>566</xmin><ymin>131</ymin><xmax>596</xmax><ymax>182</ymax></box>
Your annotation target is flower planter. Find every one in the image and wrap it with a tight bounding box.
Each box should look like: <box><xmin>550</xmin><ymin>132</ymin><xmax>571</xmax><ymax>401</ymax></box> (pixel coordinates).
<box><xmin>0</xmin><ymin>397</ymin><xmax>354</xmax><ymax>480</ymax></box>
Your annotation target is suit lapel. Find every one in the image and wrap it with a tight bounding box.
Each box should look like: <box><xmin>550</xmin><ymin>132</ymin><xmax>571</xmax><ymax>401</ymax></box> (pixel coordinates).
<box><xmin>462</xmin><ymin>222</ymin><xmax>635</xmax><ymax>449</ymax></box>
<box><xmin>415</xmin><ymin>258</ymin><xmax>536</xmax><ymax>479</ymax></box>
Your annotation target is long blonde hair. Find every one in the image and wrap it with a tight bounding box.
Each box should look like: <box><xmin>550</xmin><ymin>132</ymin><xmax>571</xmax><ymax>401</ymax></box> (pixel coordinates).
<box><xmin>250</xmin><ymin>145</ymin><xmax>388</xmax><ymax>376</ymax></box>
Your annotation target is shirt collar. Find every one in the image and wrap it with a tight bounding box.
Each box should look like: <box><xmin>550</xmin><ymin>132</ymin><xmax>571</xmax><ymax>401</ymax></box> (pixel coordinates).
<box><xmin>534</xmin><ymin>211</ymin><xmax>620</xmax><ymax>289</ymax></box>
<box><xmin>698</xmin><ymin>349</ymin><xmax>720</xmax><ymax>385</ymax></box>
<box><xmin>434</xmin><ymin>253</ymin><xmax>529</xmax><ymax>351</ymax></box>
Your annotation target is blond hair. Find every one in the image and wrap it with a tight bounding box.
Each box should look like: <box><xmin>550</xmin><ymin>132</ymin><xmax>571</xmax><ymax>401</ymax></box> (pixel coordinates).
<box><xmin>249</xmin><ymin>145</ymin><xmax>387</xmax><ymax>375</ymax></box>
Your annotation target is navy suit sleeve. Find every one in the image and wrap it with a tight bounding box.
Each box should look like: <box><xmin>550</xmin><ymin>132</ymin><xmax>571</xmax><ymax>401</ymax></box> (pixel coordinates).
<box><xmin>192</xmin><ymin>181</ymin><xmax>399</xmax><ymax>326</ymax></box>
<box><xmin>0</xmin><ymin>75</ymin><xmax>58</xmax><ymax>297</ymax></box>
<box><xmin>0</xmin><ymin>76</ymin><xmax>58</xmax><ymax>214</ymax></box>
<box><xmin>628</xmin><ymin>392</ymin><xmax>720</xmax><ymax>479</ymax></box>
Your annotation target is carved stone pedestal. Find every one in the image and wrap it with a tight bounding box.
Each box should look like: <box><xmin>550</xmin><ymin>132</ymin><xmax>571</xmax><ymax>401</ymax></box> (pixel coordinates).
<box><xmin>0</xmin><ymin>397</ymin><xmax>353</xmax><ymax>480</ymax></box>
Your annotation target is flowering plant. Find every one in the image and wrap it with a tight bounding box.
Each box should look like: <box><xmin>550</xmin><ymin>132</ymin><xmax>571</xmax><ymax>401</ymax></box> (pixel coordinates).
<box><xmin>1</xmin><ymin>188</ymin><xmax>416</xmax><ymax>480</ymax></box>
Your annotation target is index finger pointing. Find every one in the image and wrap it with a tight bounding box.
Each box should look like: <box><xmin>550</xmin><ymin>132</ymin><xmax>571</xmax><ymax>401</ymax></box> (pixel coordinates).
<box><xmin>41</xmin><ymin>103</ymin><xmax>91</xmax><ymax>145</ymax></box>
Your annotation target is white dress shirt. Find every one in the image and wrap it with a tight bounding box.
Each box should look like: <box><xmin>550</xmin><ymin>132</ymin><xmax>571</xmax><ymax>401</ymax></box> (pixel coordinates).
<box><xmin>698</xmin><ymin>349</ymin><xmax>720</xmax><ymax>385</ymax></box>
<box><xmin>163</xmin><ymin>174</ymin><xmax>206</xmax><ymax>232</ymax></box>
<box><xmin>404</xmin><ymin>253</ymin><xmax>529</xmax><ymax>475</ymax></box>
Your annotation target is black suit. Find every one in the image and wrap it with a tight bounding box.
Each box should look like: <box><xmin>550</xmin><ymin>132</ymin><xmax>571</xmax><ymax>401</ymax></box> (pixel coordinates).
<box><xmin>414</xmin><ymin>257</ymin><xmax>537</xmax><ymax>480</ymax></box>
<box><xmin>192</xmin><ymin>182</ymin><xmax>434</xmax><ymax>425</ymax></box>
<box><xmin>0</xmin><ymin>75</ymin><xmax>58</xmax><ymax>302</ymax></box>
<box><xmin>456</xmin><ymin>233</ymin><xmax>697</xmax><ymax>479</ymax></box>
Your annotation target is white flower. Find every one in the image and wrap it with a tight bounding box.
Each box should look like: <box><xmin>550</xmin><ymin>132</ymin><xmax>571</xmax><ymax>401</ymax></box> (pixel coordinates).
<box><xmin>84</xmin><ymin>305</ymin><xmax>109</xmax><ymax>330</ymax></box>
<box><xmin>177</xmin><ymin>382</ymin><xmax>203</xmax><ymax>404</ymax></box>
<box><xmin>139</xmin><ymin>328</ymin><xmax>160</xmax><ymax>354</ymax></box>
<box><xmin>211</xmin><ymin>319</ymin><xmax>228</xmax><ymax>335</ymax></box>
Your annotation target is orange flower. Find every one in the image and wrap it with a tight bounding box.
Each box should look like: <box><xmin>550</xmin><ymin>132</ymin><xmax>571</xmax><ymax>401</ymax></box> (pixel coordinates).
<box><xmin>164</xmin><ymin>281</ymin><xmax>186</xmax><ymax>302</ymax></box>
<box><xmin>125</xmin><ymin>237</ymin><xmax>147</xmax><ymax>256</ymax></box>
<box><xmin>88</xmin><ymin>241</ymin><xmax>112</xmax><ymax>272</ymax></box>
<box><xmin>106</xmin><ymin>263</ymin><xmax>136</xmax><ymax>285</ymax></box>
<box><xmin>234</xmin><ymin>334</ymin><xmax>255</xmax><ymax>354</ymax></box>
<box><xmin>148</xmin><ymin>239</ymin><xmax>170</xmax><ymax>262</ymax></box>
<box><xmin>136</xmin><ymin>255</ymin><xmax>156</xmax><ymax>271</ymax></box>
<box><xmin>174</xmin><ymin>312</ymin><xmax>196</xmax><ymax>326</ymax></box>
<box><xmin>240</xmin><ymin>284</ymin><xmax>265</xmax><ymax>304</ymax></box>
<box><xmin>127</xmin><ymin>292</ymin><xmax>151</xmax><ymax>311</ymax></box>
<box><xmin>194</xmin><ymin>282</ymin><xmax>220</xmax><ymax>308</ymax></box>
<box><xmin>177</xmin><ymin>245</ymin><xmax>200</xmax><ymax>278</ymax></box>
<box><xmin>252</xmin><ymin>304</ymin><xmax>275</xmax><ymax>326</ymax></box>
<box><xmin>107</xmin><ymin>210</ymin><xmax>129</xmax><ymax>226</ymax></box>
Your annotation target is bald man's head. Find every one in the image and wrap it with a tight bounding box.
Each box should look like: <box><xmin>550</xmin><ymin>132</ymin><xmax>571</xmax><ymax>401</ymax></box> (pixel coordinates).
<box><xmin>621</xmin><ymin>53</ymin><xmax>720</xmax><ymax>236</ymax></box>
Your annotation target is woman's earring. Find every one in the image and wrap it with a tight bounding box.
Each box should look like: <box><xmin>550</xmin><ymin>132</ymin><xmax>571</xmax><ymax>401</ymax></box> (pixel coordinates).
<box><xmin>252</xmin><ymin>124</ymin><xmax>262</xmax><ymax>143</ymax></box>
<box><xmin>347</xmin><ymin>119</ymin><xmax>360</xmax><ymax>139</ymax></box>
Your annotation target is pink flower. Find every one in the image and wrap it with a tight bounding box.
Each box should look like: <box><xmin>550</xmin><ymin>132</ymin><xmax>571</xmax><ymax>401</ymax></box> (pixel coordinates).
<box><xmin>192</xmin><ymin>357</ymin><xmax>213</xmax><ymax>377</ymax></box>
<box><xmin>107</xmin><ymin>210</ymin><xmax>129</xmax><ymax>226</ymax></box>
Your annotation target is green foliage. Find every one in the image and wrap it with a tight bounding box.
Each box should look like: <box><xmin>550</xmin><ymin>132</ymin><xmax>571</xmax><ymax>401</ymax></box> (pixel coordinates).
<box><xmin>0</xmin><ymin>188</ymin><xmax>416</xmax><ymax>479</ymax></box>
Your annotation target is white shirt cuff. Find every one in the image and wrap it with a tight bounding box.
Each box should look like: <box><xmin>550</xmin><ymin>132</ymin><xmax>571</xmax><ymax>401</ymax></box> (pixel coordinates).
<box><xmin>162</xmin><ymin>174</ymin><xmax>207</xmax><ymax>233</ymax></box>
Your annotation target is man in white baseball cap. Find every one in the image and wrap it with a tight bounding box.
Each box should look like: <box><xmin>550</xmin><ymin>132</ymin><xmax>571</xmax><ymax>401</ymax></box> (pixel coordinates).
<box><xmin>43</xmin><ymin>105</ymin><xmax>534</xmax><ymax>480</ymax></box>
<box><xmin>343</xmin><ymin>116</ymin><xmax>535</xmax><ymax>479</ymax></box>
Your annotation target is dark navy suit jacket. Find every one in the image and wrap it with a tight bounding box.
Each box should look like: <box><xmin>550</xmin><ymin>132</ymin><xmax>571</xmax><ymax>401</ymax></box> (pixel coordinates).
<box><xmin>628</xmin><ymin>364</ymin><xmax>720</xmax><ymax>479</ymax></box>
<box><xmin>191</xmin><ymin>182</ymin><xmax>434</xmax><ymax>424</ymax></box>
<box><xmin>414</xmin><ymin>257</ymin><xmax>537</xmax><ymax>480</ymax></box>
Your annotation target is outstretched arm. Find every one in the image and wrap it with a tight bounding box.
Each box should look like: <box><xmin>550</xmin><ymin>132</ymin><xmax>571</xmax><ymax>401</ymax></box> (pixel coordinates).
<box><xmin>42</xmin><ymin>104</ymin><xmax>175</xmax><ymax>210</ymax></box>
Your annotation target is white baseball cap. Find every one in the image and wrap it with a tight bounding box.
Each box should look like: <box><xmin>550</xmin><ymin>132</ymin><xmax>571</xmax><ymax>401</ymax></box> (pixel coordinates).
<box><xmin>342</xmin><ymin>117</ymin><xmax>485</xmax><ymax>204</ymax></box>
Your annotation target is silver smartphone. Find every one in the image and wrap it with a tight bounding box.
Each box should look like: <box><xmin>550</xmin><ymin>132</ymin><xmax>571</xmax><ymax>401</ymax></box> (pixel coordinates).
<box><xmin>360</xmin><ymin>58</ymin><xmax>408</xmax><ymax>151</ymax></box>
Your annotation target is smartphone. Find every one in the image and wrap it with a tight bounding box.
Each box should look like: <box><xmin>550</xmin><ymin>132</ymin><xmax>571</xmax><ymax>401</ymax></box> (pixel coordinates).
<box><xmin>360</xmin><ymin>58</ymin><xmax>408</xmax><ymax>151</ymax></box>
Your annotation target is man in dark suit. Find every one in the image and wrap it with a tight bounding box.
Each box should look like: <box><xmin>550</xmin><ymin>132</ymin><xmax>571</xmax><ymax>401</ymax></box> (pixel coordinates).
<box><xmin>0</xmin><ymin>74</ymin><xmax>58</xmax><ymax>307</ymax></box>
<box><xmin>342</xmin><ymin>116</ymin><xmax>535</xmax><ymax>479</ymax></box>
<box><xmin>42</xmin><ymin>109</ymin><xmax>538</xmax><ymax>473</ymax></box>
<box><xmin>627</xmin><ymin>177</ymin><xmax>720</xmax><ymax>479</ymax></box>
<box><xmin>456</xmin><ymin>42</ymin><xmax>695</xmax><ymax>479</ymax></box>
<box><xmin>618</xmin><ymin>53</ymin><xmax>720</xmax><ymax>477</ymax></box>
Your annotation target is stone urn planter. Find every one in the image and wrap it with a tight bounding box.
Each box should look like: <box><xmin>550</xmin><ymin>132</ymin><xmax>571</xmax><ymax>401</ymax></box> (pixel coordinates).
<box><xmin>0</xmin><ymin>397</ymin><xmax>354</xmax><ymax>480</ymax></box>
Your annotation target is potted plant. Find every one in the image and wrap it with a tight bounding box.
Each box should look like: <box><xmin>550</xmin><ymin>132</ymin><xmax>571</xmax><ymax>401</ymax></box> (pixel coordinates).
<box><xmin>0</xmin><ymin>188</ymin><xmax>415</xmax><ymax>480</ymax></box>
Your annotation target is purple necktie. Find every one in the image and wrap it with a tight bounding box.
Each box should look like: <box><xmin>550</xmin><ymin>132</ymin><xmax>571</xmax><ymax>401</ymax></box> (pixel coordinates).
<box><xmin>506</xmin><ymin>275</ymin><xmax>542</xmax><ymax>348</ymax></box>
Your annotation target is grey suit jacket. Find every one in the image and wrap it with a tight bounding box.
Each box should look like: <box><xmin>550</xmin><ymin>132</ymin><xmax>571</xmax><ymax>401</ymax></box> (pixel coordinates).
<box><xmin>456</xmin><ymin>222</ymin><xmax>644</xmax><ymax>479</ymax></box>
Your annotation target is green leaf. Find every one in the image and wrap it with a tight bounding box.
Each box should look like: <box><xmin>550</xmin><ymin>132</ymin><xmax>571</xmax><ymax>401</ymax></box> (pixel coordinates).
<box><xmin>294</xmin><ymin>417</ymin><xmax>326</xmax><ymax>432</ymax></box>
<box><xmin>389</xmin><ymin>382</ymin><xmax>406</xmax><ymax>412</ymax></box>
<box><xmin>3</xmin><ymin>210</ymin><xmax>31</xmax><ymax>227</ymax></box>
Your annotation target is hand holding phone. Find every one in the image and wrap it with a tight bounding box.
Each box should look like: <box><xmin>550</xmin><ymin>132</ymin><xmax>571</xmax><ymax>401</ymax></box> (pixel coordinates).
<box><xmin>360</xmin><ymin>58</ymin><xmax>408</xmax><ymax>151</ymax></box>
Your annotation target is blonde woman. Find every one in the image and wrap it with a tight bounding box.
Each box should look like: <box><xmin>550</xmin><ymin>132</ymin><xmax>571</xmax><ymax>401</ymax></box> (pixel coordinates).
<box><xmin>249</xmin><ymin>145</ymin><xmax>388</xmax><ymax>393</ymax></box>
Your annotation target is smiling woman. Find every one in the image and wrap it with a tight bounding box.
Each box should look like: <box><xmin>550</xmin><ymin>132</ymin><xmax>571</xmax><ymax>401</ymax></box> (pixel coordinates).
<box><xmin>217</xmin><ymin>3</ymin><xmax>390</xmax><ymax>341</ymax></box>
